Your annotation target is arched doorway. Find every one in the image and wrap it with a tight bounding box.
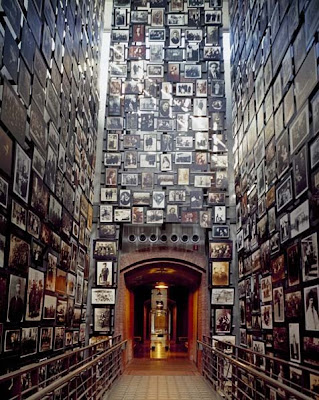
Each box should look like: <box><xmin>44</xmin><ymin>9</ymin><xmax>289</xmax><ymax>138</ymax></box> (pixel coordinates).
<box><xmin>114</xmin><ymin>250</ymin><xmax>209</xmax><ymax>363</ymax></box>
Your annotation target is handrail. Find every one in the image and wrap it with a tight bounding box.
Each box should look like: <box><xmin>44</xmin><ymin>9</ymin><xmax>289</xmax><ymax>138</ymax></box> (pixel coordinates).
<box><xmin>198</xmin><ymin>339</ymin><xmax>317</xmax><ymax>400</ymax></box>
<box><xmin>26</xmin><ymin>339</ymin><xmax>127</xmax><ymax>400</ymax></box>
<box><xmin>203</xmin><ymin>335</ymin><xmax>319</xmax><ymax>376</ymax></box>
<box><xmin>0</xmin><ymin>334</ymin><xmax>121</xmax><ymax>384</ymax></box>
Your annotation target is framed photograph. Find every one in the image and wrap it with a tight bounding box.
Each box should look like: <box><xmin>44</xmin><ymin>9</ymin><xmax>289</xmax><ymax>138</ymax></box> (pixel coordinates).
<box><xmin>132</xmin><ymin>25</ymin><xmax>145</xmax><ymax>42</ymax></box>
<box><xmin>289</xmin><ymin>323</ymin><xmax>301</xmax><ymax>363</ymax></box>
<box><xmin>131</xmin><ymin>60</ymin><xmax>144</xmax><ymax>79</ymax></box>
<box><xmin>287</xmin><ymin>243</ymin><xmax>300</xmax><ymax>287</ymax></box>
<box><xmin>146</xmin><ymin>209</ymin><xmax>164</xmax><ymax>224</ymax></box>
<box><xmin>13</xmin><ymin>144</ymin><xmax>31</xmax><ymax>204</ymax></box>
<box><xmin>105</xmin><ymin>168</ymin><xmax>118</xmax><ymax>186</ymax></box>
<box><xmin>114</xmin><ymin>208</ymin><xmax>131</xmax><ymax>222</ymax></box>
<box><xmin>166</xmin><ymin>205</ymin><xmax>179</xmax><ymax>222</ymax></box>
<box><xmin>152</xmin><ymin>191</ymin><xmax>165</xmax><ymax>209</ymax></box>
<box><xmin>186</xmin><ymin>43</ymin><xmax>199</xmax><ymax>62</ymax></box>
<box><xmin>93</xmin><ymin>240</ymin><xmax>117</xmax><ymax>258</ymax></box>
<box><xmin>99</xmin><ymin>224</ymin><xmax>117</xmax><ymax>239</ymax></box>
<box><xmin>131</xmin><ymin>10</ymin><xmax>148</xmax><ymax>24</ymax></box>
<box><xmin>215</xmin><ymin>308</ymin><xmax>232</xmax><ymax>334</ymax></box>
<box><xmin>132</xmin><ymin>207</ymin><xmax>144</xmax><ymax>224</ymax></box>
<box><xmin>119</xmin><ymin>189</ymin><xmax>132</xmax><ymax>207</ymax></box>
<box><xmin>21</xmin><ymin>327</ymin><xmax>38</xmax><ymax>357</ymax></box>
<box><xmin>177</xmin><ymin>113</ymin><xmax>189</xmax><ymax>131</ymax></box>
<box><xmin>8</xmin><ymin>234</ymin><xmax>30</xmax><ymax>270</ymax></box>
<box><xmin>140</xmin><ymin>153</ymin><xmax>157</xmax><ymax>168</ymax></box>
<box><xmin>160</xmin><ymin>154</ymin><xmax>172</xmax><ymax>171</ymax></box>
<box><xmin>4</xmin><ymin>329</ymin><xmax>20</xmax><ymax>353</ymax></box>
<box><xmin>141</xmin><ymin>173</ymin><xmax>154</xmax><ymax>189</ymax></box>
<box><xmin>195</xmin><ymin>210</ymin><xmax>209</xmax><ymax>227</ymax></box>
<box><xmin>295</xmin><ymin>46</ymin><xmax>317</xmax><ymax>110</ymax></box>
<box><xmin>133</xmin><ymin>192</ymin><xmax>151</xmax><ymax>206</ymax></box>
<box><xmin>310</xmin><ymin>136</ymin><xmax>319</xmax><ymax>170</ymax></box>
<box><xmin>109</xmin><ymin>63</ymin><xmax>127</xmax><ymax>78</ymax></box>
<box><xmin>211</xmin><ymin>79</ymin><xmax>224</xmax><ymax>97</ymax></box>
<box><xmin>304</xmin><ymin>284</ymin><xmax>319</xmax><ymax>331</ymax></box>
<box><xmin>194</xmin><ymin>175</ymin><xmax>212</xmax><ymax>188</ymax></box>
<box><xmin>25</xmin><ymin>267</ymin><xmax>44</xmax><ymax>321</ymax></box>
<box><xmin>211</xmin><ymin>261</ymin><xmax>229</xmax><ymax>285</ymax></box>
<box><xmin>39</xmin><ymin>327</ymin><xmax>53</xmax><ymax>352</ymax></box>
<box><xmin>104</xmin><ymin>152</ymin><xmax>121</xmax><ymax>167</ymax></box>
<box><xmin>101</xmin><ymin>188</ymin><xmax>117</xmax><ymax>202</ymax></box>
<box><xmin>92</xmin><ymin>288</ymin><xmax>115</xmax><ymax>305</ymax></box>
<box><xmin>175</xmin><ymin>152</ymin><xmax>192</xmax><ymax>164</ymax></box>
<box><xmin>159</xmin><ymin>100</ymin><xmax>171</xmax><ymax>118</ymax></box>
<box><xmin>193</xmin><ymin>99</ymin><xmax>207</xmax><ymax>118</ymax></box>
<box><xmin>208</xmin><ymin>61</ymin><xmax>221</xmax><ymax>80</ymax></box>
<box><xmin>100</xmin><ymin>206</ymin><xmax>113</xmax><ymax>222</ymax></box>
<box><xmin>212</xmin><ymin>288</ymin><xmax>234</xmax><ymax>305</ymax></box>
<box><xmin>166</xmin><ymin>49</ymin><xmax>184</xmax><ymax>62</ymax></box>
<box><xmin>285</xmin><ymin>290</ymin><xmax>302</xmax><ymax>319</ymax></box>
<box><xmin>94</xmin><ymin>307</ymin><xmax>111</xmax><ymax>332</ymax></box>
<box><xmin>276</xmin><ymin>175</ymin><xmax>293</xmax><ymax>212</ymax></box>
<box><xmin>261</xmin><ymin>304</ymin><xmax>273</xmax><ymax>329</ymax></box>
<box><xmin>176</xmin><ymin>136</ymin><xmax>193</xmax><ymax>150</ymax></box>
<box><xmin>149</xmin><ymin>28</ymin><xmax>166</xmax><ymax>41</ymax></box>
<box><xmin>290</xmin><ymin>199</ymin><xmax>310</xmax><ymax>238</ymax></box>
<box><xmin>0</xmin><ymin>128</ymin><xmax>13</xmax><ymax>176</ymax></box>
<box><xmin>185</xmin><ymin>29</ymin><xmax>203</xmax><ymax>42</ymax></box>
<box><xmin>192</xmin><ymin>117</ymin><xmax>209</xmax><ymax>131</ymax></box>
<box><xmin>206</xmin><ymin>26</ymin><xmax>220</xmax><ymax>45</ymax></box>
<box><xmin>214</xmin><ymin>205</ymin><xmax>226</xmax><ymax>224</ymax></box>
<box><xmin>167</xmin><ymin>13</ymin><xmax>187</xmax><ymax>25</ymax></box>
<box><xmin>7</xmin><ymin>274</ymin><xmax>26</xmax><ymax>323</ymax></box>
<box><xmin>212</xmin><ymin>225</ymin><xmax>229</xmax><ymax>238</ymax></box>
<box><xmin>149</xmin><ymin>44</ymin><xmax>164</xmax><ymax>63</ymax></box>
<box><xmin>311</xmin><ymin>90</ymin><xmax>319</xmax><ymax>135</ymax></box>
<box><xmin>151</xmin><ymin>9</ymin><xmax>164</xmax><ymax>26</ymax></box>
<box><xmin>158</xmin><ymin>174</ymin><xmax>175</xmax><ymax>186</ymax></box>
<box><xmin>279</xmin><ymin>213</ymin><xmax>290</xmax><ymax>243</ymax></box>
<box><xmin>157</xmin><ymin>118</ymin><xmax>176</xmax><ymax>131</ymax></box>
<box><xmin>111</xmin><ymin>28</ymin><xmax>129</xmax><ymax>42</ymax></box>
<box><xmin>273</xmin><ymin>286</ymin><xmax>285</xmax><ymax>322</ymax></box>
<box><xmin>171</xmin><ymin>0</ymin><xmax>184</xmax><ymax>12</ymax></box>
<box><xmin>178</xmin><ymin>168</ymin><xmax>189</xmax><ymax>185</ymax></box>
<box><xmin>301</xmin><ymin>233</ymin><xmax>318</xmax><ymax>282</ymax></box>
<box><xmin>205</xmin><ymin>10</ymin><xmax>222</xmax><ymax>24</ymax></box>
<box><xmin>293</xmin><ymin>146</ymin><xmax>308</xmax><ymax>198</ymax></box>
<box><xmin>260</xmin><ymin>275</ymin><xmax>272</xmax><ymax>302</ymax></box>
<box><xmin>54</xmin><ymin>326</ymin><xmax>65</xmax><ymax>351</ymax></box>
<box><xmin>121</xmin><ymin>173</ymin><xmax>138</xmax><ymax>187</ymax></box>
<box><xmin>196</xmin><ymin>79</ymin><xmax>208</xmax><ymax>97</ymax></box>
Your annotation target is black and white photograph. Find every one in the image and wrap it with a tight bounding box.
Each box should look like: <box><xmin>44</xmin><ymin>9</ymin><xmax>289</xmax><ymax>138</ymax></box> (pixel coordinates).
<box><xmin>124</xmin><ymin>151</ymin><xmax>138</xmax><ymax>168</ymax></box>
<box><xmin>119</xmin><ymin>189</ymin><xmax>132</xmax><ymax>207</ymax></box>
<box><xmin>0</xmin><ymin>128</ymin><xmax>13</xmax><ymax>176</ymax></box>
<box><xmin>289</xmin><ymin>323</ymin><xmax>301</xmax><ymax>363</ymax></box>
<box><xmin>109</xmin><ymin>63</ymin><xmax>127</xmax><ymax>78</ymax></box>
<box><xmin>151</xmin><ymin>9</ymin><xmax>164</xmax><ymax>26</ymax></box>
<box><xmin>311</xmin><ymin>90</ymin><xmax>319</xmax><ymax>135</ymax></box>
<box><xmin>101</xmin><ymin>188</ymin><xmax>117</xmax><ymax>202</ymax></box>
<box><xmin>149</xmin><ymin>44</ymin><xmax>163</xmax><ymax>63</ymax></box>
<box><xmin>131</xmin><ymin>10</ymin><xmax>148</xmax><ymax>24</ymax></box>
<box><xmin>290</xmin><ymin>199</ymin><xmax>310</xmax><ymax>238</ymax></box>
<box><xmin>192</xmin><ymin>117</ymin><xmax>209</xmax><ymax>131</ymax></box>
<box><xmin>196</xmin><ymin>79</ymin><xmax>208</xmax><ymax>97</ymax></box>
<box><xmin>166</xmin><ymin>205</ymin><xmax>179</xmax><ymax>222</ymax></box>
<box><xmin>114</xmin><ymin>8</ymin><xmax>127</xmax><ymax>27</ymax></box>
<box><xmin>133</xmin><ymin>191</ymin><xmax>151</xmax><ymax>205</ymax></box>
<box><xmin>206</xmin><ymin>26</ymin><xmax>220</xmax><ymax>45</ymax></box>
<box><xmin>175</xmin><ymin>152</ymin><xmax>192</xmax><ymax>165</ymax></box>
<box><xmin>279</xmin><ymin>213</ymin><xmax>290</xmax><ymax>243</ymax></box>
<box><xmin>261</xmin><ymin>304</ymin><xmax>273</xmax><ymax>329</ymax></box>
<box><xmin>161</xmin><ymin>154</ymin><xmax>172</xmax><ymax>171</ymax></box>
<box><xmin>7</xmin><ymin>274</ymin><xmax>26</xmax><ymax>323</ymax></box>
<box><xmin>25</xmin><ymin>267</ymin><xmax>44</xmax><ymax>321</ymax></box>
<box><xmin>21</xmin><ymin>327</ymin><xmax>38</xmax><ymax>357</ymax></box>
<box><xmin>13</xmin><ymin>144</ymin><xmax>31</xmax><ymax>204</ymax></box>
<box><xmin>152</xmin><ymin>191</ymin><xmax>165</xmax><ymax>208</ymax></box>
<box><xmin>149</xmin><ymin>28</ymin><xmax>166</xmax><ymax>41</ymax></box>
<box><xmin>44</xmin><ymin>145</ymin><xmax>57</xmax><ymax>192</ymax></box>
<box><xmin>215</xmin><ymin>308</ymin><xmax>232</xmax><ymax>334</ymax></box>
<box><xmin>123</xmin><ymin>135</ymin><xmax>140</xmax><ymax>149</ymax></box>
<box><xmin>205</xmin><ymin>10</ymin><xmax>222</xmax><ymax>24</ymax></box>
<box><xmin>131</xmin><ymin>60</ymin><xmax>144</xmax><ymax>79</ymax></box>
<box><xmin>11</xmin><ymin>200</ymin><xmax>27</xmax><ymax>231</ymax></box>
<box><xmin>159</xmin><ymin>100</ymin><xmax>171</xmax><ymax>118</ymax></box>
<box><xmin>121</xmin><ymin>173</ymin><xmax>138</xmax><ymax>186</ymax></box>
<box><xmin>94</xmin><ymin>307</ymin><xmax>111</xmax><ymax>332</ymax></box>
<box><xmin>301</xmin><ymin>233</ymin><xmax>318</xmax><ymax>282</ymax></box>
<box><xmin>171</xmin><ymin>0</ymin><xmax>184</xmax><ymax>11</ymax></box>
<box><xmin>146</xmin><ymin>209</ymin><xmax>164</xmax><ymax>224</ymax></box>
<box><xmin>214</xmin><ymin>205</ymin><xmax>226</xmax><ymax>224</ymax></box>
<box><xmin>113</xmin><ymin>43</ymin><xmax>126</xmax><ymax>62</ymax></box>
<box><xmin>210</xmin><ymin>242</ymin><xmax>232</xmax><ymax>260</ymax></box>
<box><xmin>132</xmin><ymin>207</ymin><xmax>144</xmax><ymax>224</ymax></box>
<box><xmin>211</xmin><ymin>288</ymin><xmax>234</xmax><ymax>305</ymax></box>
<box><xmin>92</xmin><ymin>288</ymin><xmax>115</xmax><ymax>305</ymax></box>
<box><xmin>158</xmin><ymin>174</ymin><xmax>175</xmax><ymax>186</ymax></box>
<box><xmin>293</xmin><ymin>145</ymin><xmax>308</xmax><ymax>198</ymax></box>
<box><xmin>176</xmin><ymin>83</ymin><xmax>193</xmax><ymax>96</ymax></box>
<box><xmin>43</xmin><ymin>295</ymin><xmax>57</xmax><ymax>319</ymax></box>
<box><xmin>304</xmin><ymin>284</ymin><xmax>319</xmax><ymax>331</ymax></box>
<box><xmin>177</xmin><ymin>114</ymin><xmax>189</xmax><ymax>131</ymax></box>
<box><xmin>310</xmin><ymin>136</ymin><xmax>319</xmax><ymax>170</ymax></box>
<box><xmin>199</xmin><ymin>210</ymin><xmax>212</xmax><ymax>228</ymax></box>
<box><xmin>185</xmin><ymin>29</ymin><xmax>203</xmax><ymax>42</ymax></box>
<box><xmin>168</xmin><ymin>13</ymin><xmax>187</xmax><ymax>26</ymax></box>
<box><xmin>140</xmin><ymin>153</ymin><xmax>157</xmax><ymax>168</ymax></box>
<box><xmin>140</xmin><ymin>114</ymin><xmax>155</xmax><ymax>131</ymax></box>
<box><xmin>54</xmin><ymin>326</ymin><xmax>65</xmax><ymax>351</ymax></box>
<box><xmin>193</xmin><ymin>99</ymin><xmax>207</xmax><ymax>118</ymax></box>
<box><xmin>4</xmin><ymin>329</ymin><xmax>20</xmax><ymax>353</ymax></box>
<box><xmin>93</xmin><ymin>240</ymin><xmax>117</xmax><ymax>258</ymax></box>
<box><xmin>8</xmin><ymin>235</ymin><xmax>30</xmax><ymax>270</ymax></box>
<box><xmin>208</xmin><ymin>61</ymin><xmax>221</xmax><ymax>79</ymax></box>
<box><xmin>107</xmin><ymin>133</ymin><xmax>119</xmax><ymax>151</ymax></box>
<box><xmin>204</xmin><ymin>46</ymin><xmax>222</xmax><ymax>60</ymax></box>
<box><xmin>194</xmin><ymin>175</ymin><xmax>212</xmax><ymax>188</ymax></box>
<box><xmin>212</xmin><ymin>225</ymin><xmax>229</xmax><ymax>238</ymax></box>
<box><xmin>273</xmin><ymin>286</ymin><xmax>285</xmax><ymax>323</ymax></box>
<box><xmin>176</xmin><ymin>135</ymin><xmax>193</xmax><ymax>150</ymax></box>
<box><xmin>39</xmin><ymin>327</ymin><xmax>53</xmax><ymax>352</ymax></box>
<box><xmin>184</xmin><ymin>64</ymin><xmax>201</xmax><ymax>79</ymax></box>
<box><xmin>276</xmin><ymin>175</ymin><xmax>293</xmax><ymax>212</ymax></box>
<box><xmin>114</xmin><ymin>209</ymin><xmax>131</xmax><ymax>222</ymax></box>
<box><xmin>97</xmin><ymin>261</ymin><xmax>113</xmax><ymax>286</ymax></box>
<box><xmin>188</xmin><ymin>8</ymin><xmax>200</xmax><ymax>26</ymax></box>
<box><xmin>178</xmin><ymin>168</ymin><xmax>190</xmax><ymax>185</ymax></box>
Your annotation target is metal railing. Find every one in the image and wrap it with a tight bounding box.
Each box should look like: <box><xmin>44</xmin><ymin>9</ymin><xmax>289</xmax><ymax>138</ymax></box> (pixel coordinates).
<box><xmin>0</xmin><ymin>336</ymin><xmax>127</xmax><ymax>400</ymax></box>
<box><xmin>198</xmin><ymin>336</ymin><xmax>319</xmax><ymax>400</ymax></box>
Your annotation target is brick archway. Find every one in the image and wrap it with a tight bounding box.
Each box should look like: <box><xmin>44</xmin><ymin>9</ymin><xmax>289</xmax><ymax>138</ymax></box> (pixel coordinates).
<box><xmin>115</xmin><ymin>249</ymin><xmax>209</xmax><ymax>364</ymax></box>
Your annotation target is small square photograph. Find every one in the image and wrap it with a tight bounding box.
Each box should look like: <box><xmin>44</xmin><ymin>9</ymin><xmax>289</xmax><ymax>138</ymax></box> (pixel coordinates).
<box><xmin>276</xmin><ymin>175</ymin><xmax>293</xmax><ymax>212</ymax></box>
<box><xmin>132</xmin><ymin>207</ymin><xmax>144</xmax><ymax>224</ymax></box>
<box><xmin>204</xmin><ymin>10</ymin><xmax>222</xmax><ymax>24</ymax></box>
<box><xmin>212</xmin><ymin>261</ymin><xmax>229</xmax><ymax>286</ymax></box>
<box><xmin>186</xmin><ymin>43</ymin><xmax>199</xmax><ymax>62</ymax></box>
<box><xmin>188</xmin><ymin>9</ymin><xmax>201</xmax><ymax>26</ymax></box>
<box><xmin>146</xmin><ymin>209</ymin><xmax>164</xmax><ymax>224</ymax></box>
<box><xmin>212</xmin><ymin>225</ymin><xmax>229</xmax><ymax>238</ymax></box>
<box><xmin>200</xmin><ymin>210</ymin><xmax>212</xmax><ymax>228</ymax></box>
<box><xmin>132</xmin><ymin>24</ymin><xmax>145</xmax><ymax>42</ymax></box>
<box><xmin>13</xmin><ymin>144</ymin><xmax>31</xmax><ymax>204</ymax></box>
<box><xmin>151</xmin><ymin>9</ymin><xmax>164</xmax><ymax>26</ymax></box>
<box><xmin>11</xmin><ymin>200</ymin><xmax>27</xmax><ymax>230</ymax></box>
<box><xmin>196</xmin><ymin>79</ymin><xmax>208</xmax><ymax>97</ymax></box>
<box><xmin>181</xmin><ymin>210</ymin><xmax>198</xmax><ymax>224</ymax></box>
<box><xmin>301</xmin><ymin>233</ymin><xmax>318</xmax><ymax>282</ymax></box>
<box><xmin>214</xmin><ymin>205</ymin><xmax>226</xmax><ymax>224</ymax></box>
<box><xmin>185</xmin><ymin>29</ymin><xmax>203</xmax><ymax>42</ymax></box>
<box><xmin>114</xmin><ymin>209</ymin><xmax>131</xmax><ymax>222</ymax></box>
<box><xmin>215</xmin><ymin>308</ymin><xmax>232</xmax><ymax>334</ymax></box>
<box><xmin>166</xmin><ymin>205</ymin><xmax>179</xmax><ymax>222</ymax></box>
<box><xmin>147</xmin><ymin>64</ymin><xmax>164</xmax><ymax>78</ymax></box>
<box><xmin>152</xmin><ymin>191</ymin><xmax>165</xmax><ymax>208</ymax></box>
<box><xmin>149</xmin><ymin>28</ymin><xmax>166</xmax><ymax>41</ymax></box>
<box><xmin>161</xmin><ymin>154</ymin><xmax>172</xmax><ymax>171</ymax></box>
<box><xmin>304</xmin><ymin>284</ymin><xmax>319</xmax><ymax>331</ymax></box>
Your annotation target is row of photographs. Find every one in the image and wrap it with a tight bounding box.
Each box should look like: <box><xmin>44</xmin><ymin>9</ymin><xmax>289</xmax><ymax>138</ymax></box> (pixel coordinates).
<box><xmin>113</xmin><ymin>9</ymin><xmax>222</xmax><ymax>28</ymax></box>
<box><xmin>109</xmin><ymin>78</ymin><xmax>224</xmax><ymax>97</ymax></box>
<box><xmin>114</xmin><ymin>0</ymin><xmax>222</xmax><ymax>9</ymax></box>
<box><xmin>0</xmin><ymin>269</ymin><xmax>87</xmax><ymax>324</ymax></box>
<box><xmin>0</xmin><ymin>324</ymin><xmax>86</xmax><ymax>356</ymax></box>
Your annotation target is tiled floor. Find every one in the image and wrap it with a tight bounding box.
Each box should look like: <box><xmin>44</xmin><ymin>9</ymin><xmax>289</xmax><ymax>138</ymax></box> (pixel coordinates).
<box><xmin>105</xmin><ymin>357</ymin><xmax>221</xmax><ymax>400</ymax></box>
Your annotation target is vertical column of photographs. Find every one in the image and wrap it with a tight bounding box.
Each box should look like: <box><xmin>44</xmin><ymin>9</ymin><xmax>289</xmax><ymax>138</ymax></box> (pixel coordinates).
<box><xmin>0</xmin><ymin>0</ymin><xmax>104</xmax><ymax>370</ymax></box>
<box><xmin>230</xmin><ymin>0</ymin><xmax>319</xmax><ymax>389</ymax></box>
<box><xmin>105</xmin><ymin>0</ymin><xmax>232</xmax><ymax>338</ymax></box>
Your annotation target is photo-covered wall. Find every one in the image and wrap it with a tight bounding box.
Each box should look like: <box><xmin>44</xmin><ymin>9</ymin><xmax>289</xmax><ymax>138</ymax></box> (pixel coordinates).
<box><xmin>230</xmin><ymin>0</ymin><xmax>319</xmax><ymax>385</ymax></box>
<box><xmin>0</xmin><ymin>0</ymin><xmax>104</xmax><ymax>372</ymax></box>
<box><xmin>93</xmin><ymin>0</ymin><xmax>235</xmax><ymax>341</ymax></box>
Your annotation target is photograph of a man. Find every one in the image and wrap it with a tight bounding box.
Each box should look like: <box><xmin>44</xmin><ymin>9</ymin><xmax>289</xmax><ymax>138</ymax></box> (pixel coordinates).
<box><xmin>7</xmin><ymin>274</ymin><xmax>26</xmax><ymax>323</ymax></box>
